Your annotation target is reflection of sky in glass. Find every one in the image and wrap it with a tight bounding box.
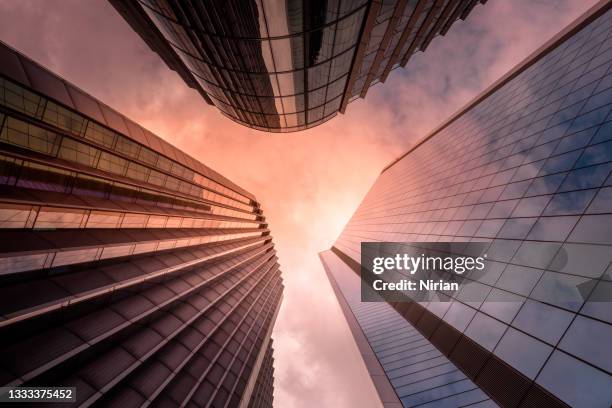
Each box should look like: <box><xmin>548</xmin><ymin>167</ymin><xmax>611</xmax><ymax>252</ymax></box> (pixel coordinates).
<box><xmin>321</xmin><ymin>250</ymin><xmax>496</xmax><ymax>407</ymax></box>
<box><xmin>332</xmin><ymin>7</ymin><xmax>612</xmax><ymax>407</ymax></box>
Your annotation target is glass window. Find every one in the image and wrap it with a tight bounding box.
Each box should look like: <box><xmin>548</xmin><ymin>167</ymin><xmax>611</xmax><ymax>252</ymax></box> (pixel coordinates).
<box><xmin>526</xmin><ymin>215</ymin><xmax>579</xmax><ymax>241</ymax></box>
<box><xmin>52</xmin><ymin>247</ymin><xmax>98</xmax><ymax>267</ymax></box>
<box><xmin>591</xmin><ymin>120</ymin><xmax>612</xmax><ymax>144</ymax></box>
<box><xmin>512</xmin><ymin>241</ymin><xmax>561</xmax><ymax>269</ymax></box>
<box><xmin>87</xmin><ymin>211</ymin><xmax>122</xmax><ymax>228</ymax></box>
<box><xmin>497</xmin><ymin>265</ymin><xmax>543</xmax><ymax>296</ymax></box>
<box><xmin>475</xmin><ymin>219</ymin><xmax>505</xmax><ymax>238</ymax></box>
<box><xmin>531</xmin><ymin>271</ymin><xmax>593</xmax><ymax>311</ymax></box>
<box><xmin>121</xmin><ymin>213</ymin><xmax>147</xmax><ymax>228</ymax></box>
<box><xmin>497</xmin><ymin>218</ymin><xmax>537</xmax><ymax>239</ymax></box>
<box><xmin>500</xmin><ymin>180</ymin><xmax>532</xmax><ymax>200</ymax></box>
<box><xmin>0</xmin><ymin>78</ymin><xmax>45</xmax><ymax>117</ymax></box>
<box><xmin>97</xmin><ymin>153</ymin><xmax>128</xmax><ymax>179</ymax></box>
<box><xmin>536</xmin><ymin>351</ymin><xmax>612</xmax><ymax>408</ymax></box>
<box><xmin>442</xmin><ymin>301</ymin><xmax>476</xmax><ymax>332</ymax></box>
<box><xmin>35</xmin><ymin>207</ymin><xmax>86</xmax><ymax>228</ymax></box>
<box><xmin>84</xmin><ymin>121</ymin><xmax>116</xmax><ymax>148</ymax></box>
<box><xmin>464</xmin><ymin>312</ymin><xmax>506</xmax><ymax>351</ymax></box>
<box><xmin>43</xmin><ymin>101</ymin><xmax>87</xmax><ymax>135</ymax></box>
<box><xmin>0</xmin><ymin>203</ymin><xmax>34</xmax><ymax>228</ymax></box>
<box><xmin>511</xmin><ymin>195</ymin><xmax>552</xmax><ymax>217</ymax></box>
<box><xmin>587</xmin><ymin>186</ymin><xmax>612</xmax><ymax>213</ymax></box>
<box><xmin>512</xmin><ymin>300</ymin><xmax>573</xmax><ymax>344</ymax></box>
<box><xmin>487</xmin><ymin>200</ymin><xmax>518</xmax><ymax>219</ymax></box>
<box><xmin>558</xmin><ymin>163</ymin><xmax>611</xmax><ymax>191</ymax></box>
<box><xmin>543</xmin><ymin>189</ymin><xmax>597</xmax><ymax>215</ymax></box>
<box><xmin>559</xmin><ymin>316</ymin><xmax>612</xmax><ymax>372</ymax></box>
<box><xmin>550</xmin><ymin>242</ymin><xmax>612</xmax><ymax>278</ymax></box>
<box><xmin>569</xmin><ymin>214</ymin><xmax>612</xmax><ymax>243</ymax></box>
<box><xmin>58</xmin><ymin>138</ymin><xmax>100</xmax><ymax>168</ymax></box>
<box><xmin>126</xmin><ymin>162</ymin><xmax>150</xmax><ymax>182</ymax></box>
<box><xmin>396</xmin><ymin>369</ymin><xmax>474</xmax><ymax>400</ymax></box>
<box><xmin>481</xmin><ymin>288</ymin><xmax>525</xmax><ymax>324</ymax></box>
<box><xmin>582</xmin><ymin>280</ymin><xmax>612</xmax><ymax>324</ymax></box>
<box><xmin>575</xmin><ymin>139</ymin><xmax>612</xmax><ymax>167</ymax></box>
<box><xmin>1</xmin><ymin>117</ymin><xmax>61</xmax><ymax>156</ymax></box>
<box><xmin>553</xmin><ymin>127</ymin><xmax>597</xmax><ymax>155</ymax></box>
<box><xmin>538</xmin><ymin>150</ymin><xmax>582</xmax><ymax>175</ymax></box>
<box><xmin>494</xmin><ymin>327</ymin><xmax>552</xmax><ymax>379</ymax></box>
<box><xmin>115</xmin><ymin>136</ymin><xmax>141</xmax><ymax>159</ymax></box>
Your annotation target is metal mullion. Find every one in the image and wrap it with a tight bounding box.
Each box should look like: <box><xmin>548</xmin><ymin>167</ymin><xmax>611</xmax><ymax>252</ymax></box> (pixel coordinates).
<box><xmin>0</xmin><ymin>227</ymin><xmax>268</xmax><ymax>276</ymax></box>
<box><xmin>258</xmin><ymin>1</ymin><xmax>288</xmax><ymax>128</ymax></box>
<box><xmin>319</xmin><ymin>0</ymin><xmax>344</xmax><ymax>117</ymax></box>
<box><xmin>438</xmin><ymin>0</ymin><xmax>465</xmax><ymax>35</ymax></box>
<box><xmin>400</xmin><ymin>0</ymin><xmax>445</xmax><ymax>67</ymax></box>
<box><xmin>192</xmin><ymin>4</ymin><xmax>263</xmax><ymax>122</ymax></box>
<box><xmin>198</xmin><ymin>79</ymin><xmax>346</xmax><ymax>116</ymax></box>
<box><xmin>0</xmin><ymin>141</ymin><xmax>258</xmax><ymax>217</ymax></box>
<box><xmin>339</xmin><ymin>0</ymin><xmax>383</xmax><ymax>114</ymax></box>
<box><xmin>177</xmin><ymin>265</ymin><xmax>281</xmax><ymax>408</ymax></box>
<box><xmin>180</xmin><ymin>54</ymin><xmax>351</xmax><ymax>99</ymax></box>
<box><xmin>137</xmin><ymin>0</ymin><xmax>367</xmax><ymax>42</ymax></box>
<box><xmin>459</xmin><ymin>0</ymin><xmax>479</xmax><ymax>20</ymax></box>
<box><xmin>0</xmin><ymin>108</ymin><xmax>7</xmax><ymax>131</ymax></box>
<box><xmin>166</xmin><ymin>2</ymin><xmax>253</xmax><ymax>119</ymax></box>
<box><xmin>362</xmin><ymin>0</ymin><xmax>409</xmax><ymax>97</ymax></box>
<box><xmin>302</xmin><ymin>1</ymin><xmax>310</xmax><ymax>125</ymax></box>
<box><xmin>232</xmin><ymin>296</ymin><xmax>280</xmax><ymax>408</ymax></box>
<box><xmin>5</xmin><ymin>155</ymin><xmax>252</xmax><ymax>222</ymax></box>
<box><xmin>420</xmin><ymin>0</ymin><xmax>457</xmax><ymax>51</ymax></box>
<box><xmin>2</xmin><ymin>87</ymin><xmax>247</xmax><ymax>207</ymax></box>
<box><xmin>0</xmin><ymin>105</ymin><xmax>236</xmax><ymax>211</ymax></box>
<box><xmin>195</xmin><ymin>2</ymin><xmax>271</xmax><ymax>126</ymax></box>
<box><xmin>167</xmin><ymin>32</ymin><xmax>360</xmax><ymax>78</ymax></box>
<box><xmin>142</xmin><ymin>259</ymin><xmax>279</xmax><ymax>406</ymax></box>
<box><xmin>78</xmin><ymin>255</ymin><xmax>278</xmax><ymax>407</ymax></box>
<box><xmin>381</xmin><ymin>0</ymin><xmax>428</xmax><ymax>81</ymax></box>
<box><xmin>0</xmin><ymin>237</ymin><xmax>270</xmax><ymax>329</ymax></box>
<box><xmin>217</xmin><ymin>280</ymin><xmax>282</xmax><ymax>408</ymax></box>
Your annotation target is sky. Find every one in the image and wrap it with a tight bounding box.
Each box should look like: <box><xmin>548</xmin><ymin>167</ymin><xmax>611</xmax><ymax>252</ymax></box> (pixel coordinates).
<box><xmin>0</xmin><ymin>0</ymin><xmax>600</xmax><ymax>406</ymax></box>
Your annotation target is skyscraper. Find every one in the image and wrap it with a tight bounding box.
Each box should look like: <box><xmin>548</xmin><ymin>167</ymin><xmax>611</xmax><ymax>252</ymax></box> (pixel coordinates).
<box><xmin>0</xmin><ymin>40</ymin><xmax>282</xmax><ymax>407</ymax></box>
<box><xmin>109</xmin><ymin>0</ymin><xmax>486</xmax><ymax>132</ymax></box>
<box><xmin>322</xmin><ymin>1</ymin><xmax>612</xmax><ymax>407</ymax></box>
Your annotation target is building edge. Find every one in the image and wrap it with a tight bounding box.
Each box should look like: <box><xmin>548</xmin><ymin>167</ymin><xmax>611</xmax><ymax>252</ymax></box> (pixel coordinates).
<box><xmin>319</xmin><ymin>250</ymin><xmax>403</xmax><ymax>408</ymax></box>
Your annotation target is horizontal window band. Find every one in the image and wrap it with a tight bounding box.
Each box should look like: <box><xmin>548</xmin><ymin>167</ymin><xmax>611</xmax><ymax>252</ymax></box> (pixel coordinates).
<box><xmin>0</xmin><ymin>228</ymin><xmax>269</xmax><ymax>275</ymax></box>
<box><xmin>0</xmin><ymin>241</ymin><xmax>274</xmax><ymax>331</ymax></box>
<box><xmin>0</xmin><ymin>140</ymin><xmax>257</xmax><ymax>219</ymax></box>
<box><xmin>1</xmin><ymin>252</ymin><xmax>279</xmax><ymax>389</ymax></box>
<box><xmin>0</xmin><ymin>78</ymin><xmax>253</xmax><ymax>206</ymax></box>
<box><xmin>139</xmin><ymin>0</ymin><xmax>367</xmax><ymax>42</ymax></box>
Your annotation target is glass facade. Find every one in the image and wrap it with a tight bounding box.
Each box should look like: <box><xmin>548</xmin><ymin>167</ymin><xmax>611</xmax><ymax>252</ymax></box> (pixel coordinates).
<box><xmin>110</xmin><ymin>0</ymin><xmax>485</xmax><ymax>132</ymax></box>
<box><xmin>323</xmin><ymin>3</ymin><xmax>612</xmax><ymax>407</ymax></box>
<box><xmin>247</xmin><ymin>341</ymin><xmax>275</xmax><ymax>408</ymax></box>
<box><xmin>321</xmin><ymin>250</ymin><xmax>496</xmax><ymax>407</ymax></box>
<box><xmin>0</xmin><ymin>41</ymin><xmax>282</xmax><ymax>407</ymax></box>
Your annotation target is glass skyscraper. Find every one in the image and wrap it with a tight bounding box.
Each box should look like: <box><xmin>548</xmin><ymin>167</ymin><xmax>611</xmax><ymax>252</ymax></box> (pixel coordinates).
<box><xmin>322</xmin><ymin>1</ymin><xmax>612</xmax><ymax>407</ymax></box>
<box><xmin>0</xmin><ymin>40</ymin><xmax>282</xmax><ymax>407</ymax></box>
<box><xmin>109</xmin><ymin>0</ymin><xmax>486</xmax><ymax>132</ymax></box>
